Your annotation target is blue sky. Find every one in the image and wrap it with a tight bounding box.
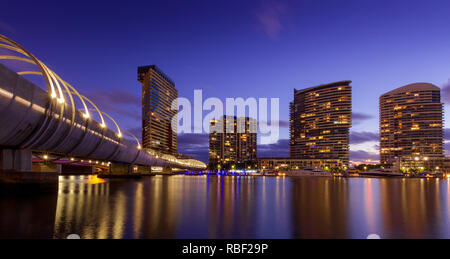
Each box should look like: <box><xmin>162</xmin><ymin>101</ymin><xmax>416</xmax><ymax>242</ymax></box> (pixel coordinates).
<box><xmin>1</xmin><ymin>0</ymin><xmax>450</xmax><ymax>162</ymax></box>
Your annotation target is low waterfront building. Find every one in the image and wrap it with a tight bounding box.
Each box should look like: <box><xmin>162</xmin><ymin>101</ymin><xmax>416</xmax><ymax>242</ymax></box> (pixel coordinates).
<box><xmin>398</xmin><ymin>156</ymin><xmax>450</xmax><ymax>173</ymax></box>
<box><xmin>257</xmin><ymin>157</ymin><xmax>344</xmax><ymax>171</ymax></box>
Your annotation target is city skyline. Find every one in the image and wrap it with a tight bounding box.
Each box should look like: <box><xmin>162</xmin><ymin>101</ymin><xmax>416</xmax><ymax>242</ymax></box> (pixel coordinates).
<box><xmin>2</xmin><ymin>0</ymin><xmax>450</xmax><ymax>163</ymax></box>
<box><xmin>2</xmin><ymin>0</ymin><xmax>450</xmax><ymax>242</ymax></box>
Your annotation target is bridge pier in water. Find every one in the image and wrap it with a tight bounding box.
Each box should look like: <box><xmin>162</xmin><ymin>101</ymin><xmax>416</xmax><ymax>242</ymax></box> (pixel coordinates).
<box><xmin>161</xmin><ymin>167</ymin><xmax>173</xmax><ymax>175</ymax></box>
<box><xmin>0</xmin><ymin>149</ymin><xmax>32</xmax><ymax>172</ymax></box>
<box><xmin>0</xmin><ymin>149</ymin><xmax>58</xmax><ymax>191</ymax></box>
<box><xmin>32</xmin><ymin>163</ymin><xmax>62</xmax><ymax>174</ymax></box>
<box><xmin>98</xmin><ymin>163</ymin><xmax>153</xmax><ymax>178</ymax></box>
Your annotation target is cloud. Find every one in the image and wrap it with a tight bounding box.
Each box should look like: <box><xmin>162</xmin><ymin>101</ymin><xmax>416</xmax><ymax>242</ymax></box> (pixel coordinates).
<box><xmin>442</xmin><ymin>79</ymin><xmax>450</xmax><ymax>104</ymax></box>
<box><xmin>178</xmin><ymin>135</ymin><xmax>292</xmax><ymax>162</ymax></box>
<box><xmin>350</xmin><ymin>150</ymin><xmax>379</xmax><ymax>162</ymax></box>
<box><xmin>256</xmin><ymin>1</ymin><xmax>289</xmax><ymax>40</ymax></box>
<box><xmin>444</xmin><ymin>128</ymin><xmax>450</xmax><ymax>141</ymax></box>
<box><xmin>0</xmin><ymin>20</ymin><xmax>14</xmax><ymax>34</ymax></box>
<box><xmin>258</xmin><ymin>120</ymin><xmax>290</xmax><ymax>128</ymax></box>
<box><xmin>258</xmin><ymin>139</ymin><xmax>290</xmax><ymax>158</ymax></box>
<box><xmin>178</xmin><ymin>133</ymin><xmax>209</xmax><ymax>146</ymax></box>
<box><xmin>89</xmin><ymin>89</ymin><xmax>140</xmax><ymax>106</ymax></box>
<box><xmin>352</xmin><ymin>112</ymin><xmax>373</xmax><ymax>125</ymax></box>
<box><xmin>350</xmin><ymin>131</ymin><xmax>379</xmax><ymax>144</ymax></box>
<box><xmin>125</xmin><ymin>127</ymin><xmax>141</xmax><ymax>140</ymax></box>
<box><xmin>445</xmin><ymin>143</ymin><xmax>450</xmax><ymax>156</ymax></box>
<box><xmin>278</xmin><ymin>120</ymin><xmax>289</xmax><ymax>128</ymax></box>
<box><xmin>177</xmin><ymin>133</ymin><xmax>209</xmax><ymax>162</ymax></box>
<box><xmin>85</xmin><ymin>89</ymin><xmax>141</xmax><ymax>120</ymax></box>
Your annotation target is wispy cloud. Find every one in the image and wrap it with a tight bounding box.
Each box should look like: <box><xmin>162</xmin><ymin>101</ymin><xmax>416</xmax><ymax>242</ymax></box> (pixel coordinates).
<box><xmin>85</xmin><ymin>89</ymin><xmax>141</xmax><ymax>121</ymax></box>
<box><xmin>125</xmin><ymin>126</ymin><xmax>141</xmax><ymax>140</ymax></box>
<box><xmin>445</xmin><ymin>128</ymin><xmax>450</xmax><ymax>141</ymax></box>
<box><xmin>258</xmin><ymin>139</ymin><xmax>289</xmax><ymax>158</ymax></box>
<box><xmin>178</xmin><ymin>133</ymin><xmax>209</xmax><ymax>162</ymax></box>
<box><xmin>350</xmin><ymin>131</ymin><xmax>378</xmax><ymax>144</ymax></box>
<box><xmin>258</xmin><ymin>119</ymin><xmax>290</xmax><ymax>128</ymax></box>
<box><xmin>178</xmin><ymin>135</ymin><xmax>291</xmax><ymax>162</ymax></box>
<box><xmin>0</xmin><ymin>20</ymin><xmax>15</xmax><ymax>34</ymax></box>
<box><xmin>256</xmin><ymin>1</ymin><xmax>289</xmax><ymax>40</ymax></box>
<box><xmin>442</xmin><ymin>79</ymin><xmax>450</xmax><ymax>104</ymax></box>
<box><xmin>352</xmin><ymin>112</ymin><xmax>373</xmax><ymax>125</ymax></box>
<box><xmin>350</xmin><ymin>150</ymin><xmax>379</xmax><ymax>162</ymax></box>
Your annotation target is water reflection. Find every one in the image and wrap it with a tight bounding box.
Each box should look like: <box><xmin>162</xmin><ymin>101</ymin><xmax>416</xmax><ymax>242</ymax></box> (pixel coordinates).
<box><xmin>0</xmin><ymin>175</ymin><xmax>449</xmax><ymax>238</ymax></box>
<box><xmin>291</xmin><ymin>177</ymin><xmax>349</xmax><ymax>238</ymax></box>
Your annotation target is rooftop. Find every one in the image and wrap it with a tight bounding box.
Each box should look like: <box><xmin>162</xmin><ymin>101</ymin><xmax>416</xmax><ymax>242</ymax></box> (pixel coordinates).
<box><xmin>294</xmin><ymin>80</ymin><xmax>352</xmax><ymax>94</ymax></box>
<box><xmin>381</xmin><ymin>82</ymin><xmax>440</xmax><ymax>96</ymax></box>
<box><xmin>138</xmin><ymin>65</ymin><xmax>175</xmax><ymax>86</ymax></box>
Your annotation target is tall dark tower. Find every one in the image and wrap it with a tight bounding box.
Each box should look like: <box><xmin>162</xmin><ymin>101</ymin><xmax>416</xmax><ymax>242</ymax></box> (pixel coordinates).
<box><xmin>209</xmin><ymin>116</ymin><xmax>257</xmax><ymax>169</ymax></box>
<box><xmin>138</xmin><ymin>65</ymin><xmax>177</xmax><ymax>154</ymax></box>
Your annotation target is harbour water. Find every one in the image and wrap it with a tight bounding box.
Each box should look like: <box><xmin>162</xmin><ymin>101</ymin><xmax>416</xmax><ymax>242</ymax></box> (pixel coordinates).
<box><xmin>0</xmin><ymin>175</ymin><xmax>449</xmax><ymax>239</ymax></box>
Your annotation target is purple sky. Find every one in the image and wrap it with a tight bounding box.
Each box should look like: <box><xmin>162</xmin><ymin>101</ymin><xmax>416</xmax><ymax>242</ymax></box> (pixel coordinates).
<box><xmin>1</xmin><ymin>0</ymin><xmax>450</xmax><ymax>163</ymax></box>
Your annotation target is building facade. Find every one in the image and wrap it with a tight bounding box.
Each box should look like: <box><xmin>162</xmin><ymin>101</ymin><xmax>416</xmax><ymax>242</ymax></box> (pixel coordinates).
<box><xmin>138</xmin><ymin>65</ymin><xmax>177</xmax><ymax>154</ymax></box>
<box><xmin>290</xmin><ymin>81</ymin><xmax>352</xmax><ymax>166</ymax></box>
<box><xmin>209</xmin><ymin>116</ymin><xmax>257</xmax><ymax>169</ymax></box>
<box><xmin>379</xmin><ymin>83</ymin><xmax>443</xmax><ymax>165</ymax></box>
<box><xmin>258</xmin><ymin>157</ymin><xmax>342</xmax><ymax>171</ymax></box>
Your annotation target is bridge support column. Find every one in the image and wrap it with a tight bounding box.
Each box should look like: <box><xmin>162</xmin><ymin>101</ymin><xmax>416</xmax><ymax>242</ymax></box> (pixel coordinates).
<box><xmin>32</xmin><ymin>163</ymin><xmax>62</xmax><ymax>174</ymax></box>
<box><xmin>0</xmin><ymin>149</ymin><xmax>58</xmax><ymax>189</ymax></box>
<box><xmin>161</xmin><ymin>167</ymin><xmax>173</xmax><ymax>175</ymax></box>
<box><xmin>0</xmin><ymin>149</ymin><xmax>32</xmax><ymax>172</ymax></box>
<box><xmin>134</xmin><ymin>165</ymin><xmax>152</xmax><ymax>176</ymax></box>
<box><xmin>98</xmin><ymin>163</ymin><xmax>144</xmax><ymax>178</ymax></box>
<box><xmin>109</xmin><ymin>163</ymin><xmax>132</xmax><ymax>174</ymax></box>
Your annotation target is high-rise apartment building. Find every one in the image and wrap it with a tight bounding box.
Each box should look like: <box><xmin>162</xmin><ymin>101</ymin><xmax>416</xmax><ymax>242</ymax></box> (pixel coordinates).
<box><xmin>379</xmin><ymin>83</ymin><xmax>443</xmax><ymax>165</ymax></box>
<box><xmin>290</xmin><ymin>81</ymin><xmax>352</xmax><ymax>167</ymax></box>
<box><xmin>138</xmin><ymin>65</ymin><xmax>177</xmax><ymax>154</ymax></box>
<box><xmin>209</xmin><ymin>116</ymin><xmax>257</xmax><ymax>169</ymax></box>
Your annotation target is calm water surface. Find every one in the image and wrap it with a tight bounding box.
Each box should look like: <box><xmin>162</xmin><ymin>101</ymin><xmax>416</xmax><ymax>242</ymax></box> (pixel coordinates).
<box><xmin>1</xmin><ymin>175</ymin><xmax>449</xmax><ymax>238</ymax></box>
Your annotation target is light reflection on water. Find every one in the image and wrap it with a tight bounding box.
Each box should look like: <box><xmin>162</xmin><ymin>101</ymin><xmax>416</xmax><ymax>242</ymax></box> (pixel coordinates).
<box><xmin>1</xmin><ymin>175</ymin><xmax>449</xmax><ymax>238</ymax></box>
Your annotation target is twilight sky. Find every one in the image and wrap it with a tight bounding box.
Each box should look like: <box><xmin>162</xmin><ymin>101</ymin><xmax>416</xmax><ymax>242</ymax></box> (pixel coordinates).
<box><xmin>1</xmin><ymin>0</ymin><xmax>450</xmax><ymax>163</ymax></box>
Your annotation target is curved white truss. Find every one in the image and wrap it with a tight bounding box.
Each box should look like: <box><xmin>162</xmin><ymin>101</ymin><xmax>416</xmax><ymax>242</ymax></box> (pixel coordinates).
<box><xmin>0</xmin><ymin>34</ymin><xmax>207</xmax><ymax>170</ymax></box>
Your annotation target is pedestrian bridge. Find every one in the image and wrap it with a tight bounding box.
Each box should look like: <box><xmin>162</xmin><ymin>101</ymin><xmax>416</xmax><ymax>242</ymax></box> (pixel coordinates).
<box><xmin>0</xmin><ymin>34</ymin><xmax>206</xmax><ymax>176</ymax></box>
